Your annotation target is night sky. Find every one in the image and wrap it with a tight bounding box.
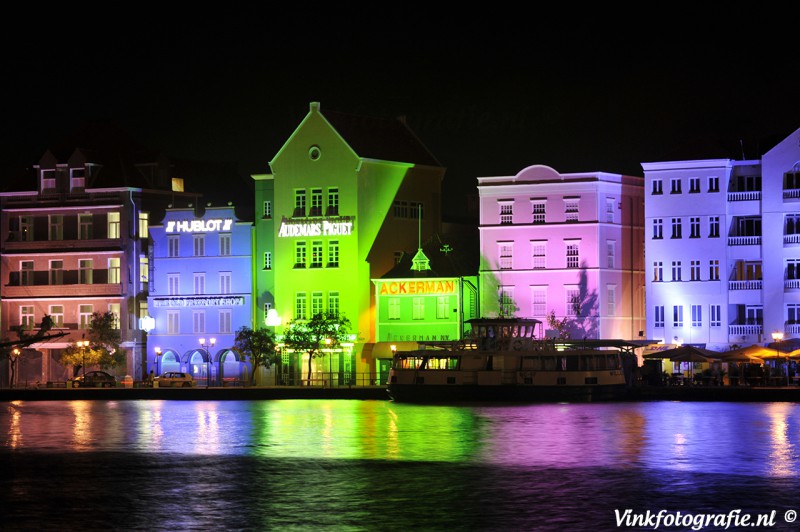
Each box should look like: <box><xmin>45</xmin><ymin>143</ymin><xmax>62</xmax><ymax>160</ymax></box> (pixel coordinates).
<box><xmin>4</xmin><ymin>10</ymin><xmax>799</xmax><ymax>219</ymax></box>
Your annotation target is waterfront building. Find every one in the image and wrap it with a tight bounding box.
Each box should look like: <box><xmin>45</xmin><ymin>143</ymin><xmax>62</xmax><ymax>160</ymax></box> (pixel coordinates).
<box><xmin>253</xmin><ymin>102</ymin><xmax>444</xmax><ymax>385</ymax></box>
<box><xmin>477</xmin><ymin>165</ymin><xmax>645</xmax><ymax>340</ymax></box>
<box><xmin>0</xmin><ymin>124</ymin><xmax>199</xmax><ymax>384</ymax></box>
<box><xmin>643</xmin><ymin>127</ymin><xmax>800</xmax><ymax>350</ymax></box>
<box><xmin>146</xmin><ymin>204</ymin><xmax>253</xmax><ymax>384</ymax></box>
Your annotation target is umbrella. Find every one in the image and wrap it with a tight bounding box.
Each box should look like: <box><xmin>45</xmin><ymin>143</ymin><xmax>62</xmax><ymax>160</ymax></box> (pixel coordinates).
<box><xmin>642</xmin><ymin>345</ymin><xmax>721</xmax><ymax>383</ymax></box>
<box><xmin>719</xmin><ymin>344</ymin><xmax>766</xmax><ymax>364</ymax></box>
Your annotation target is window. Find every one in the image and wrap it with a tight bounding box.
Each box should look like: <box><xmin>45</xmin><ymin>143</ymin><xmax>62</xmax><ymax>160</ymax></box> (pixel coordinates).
<box><xmin>652</xmin><ymin>179</ymin><xmax>663</xmax><ymax>195</ymax></box>
<box><xmin>21</xmin><ymin>261</ymin><xmax>34</xmax><ymax>286</ymax></box>
<box><xmin>606</xmin><ymin>241</ymin><xmax>615</xmax><ymax>269</ymax></box>
<box><xmin>140</xmin><ymin>256</ymin><xmax>149</xmax><ymax>284</ymax></box>
<box><xmin>108</xmin><ymin>258</ymin><xmax>121</xmax><ymax>284</ymax></box>
<box><xmin>531</xmin><ymin>242</ymin><xmax>546</xmax><ymax>269</ymax></box>
<box><xmin>219</xmin><ymin>272</ymin><xmax>231</xmax><ymax>294</ymax></box>
<box><xmin>499</xmin><ymin>242</ymin><xmax>513</xmax><ymax>270</ymax></box>
<box><xmin>194</xmin><ymin>273</ymin><xmax>205</xmax><ymax>295</ymax></box>
<box><xmin>327</xmin><ymin>188</ymin><xmax>339</xmax><ymax>216</ymax></box>
<box><xmin>653</xmin><ymin>218</ymin><xmax>663</xmax><ymax>239</ymax></box>
<box><xmin>708</xmin><ymin>175</ymin><xmax>719</xmax><ymax>192</ymax></box>
<box><xmin>193</xmin><ymin>311</ymin><xmax>205</xmax><ymax>334</ymax></box>
<box><xmin>41</xmin><ymin>169</ymin><xmax>55</xmax><ymax>189</ymax></box>
<box><xmin>168</xmin><ymin>273</ymin><xmax>180</xmax><ymax>295</ymax></box>
<box><xmin>606</xmin><ymin>198</ymin><xmax>615</xmax><ymax>223</ymax></box>
<box><xmin>691</xmin><ymin>305</ymin><xmax>702</xmax><ymax>327</ymax></box>
<box><xmin>671</xmin><ymin>218</ymin><xmax>682</xmax><ymax>238</ymax></box>
<box><xmin>107</xmin><ymin>212</ymin><xmax>120</xmax><ymax>239</ymax></box>
<box><xmin>19</xmin><ymin>216</ymin><xmax>33</xmax><ymax>241</ymax></box>
<box><xmin>295</xmin><ymin>292</ymin><xmax>307</xmax><ymax>320</ymax></box>
<box><xmin>409</xmin><ymin>202</ymin><xmax>424</xmax><ymax>220</ymax></box>
<box><xmin>168</xmin><ymin>236</ymin><xmax>179</xmax><ymax>257</ymax></box>
<box><xmin>76</xmin><ymin>259</ymin><xmax>93</xmax><ymax>284</ymax></box>
<box><xmin>311</xmin><ymin>241</ymin><xmax>323</xmax><ymax>268</ymax></box>
<box><xmin>786</xmin><ymin>214</ymin><xmax>800</xmax><ymax>236</ymax></box>
<box><xmin>219</xmin><ymin>234</ymin><xmax>231</xmax><ymax>256</ymax></box>
<box><xmin>606</xmin><ymin>285</ymin><xmax>616</xmax><ymax>316</ymax></box>
<box><xmin>670</xmin><ymin>177</ymin><xmax>681</xmax><ymax>194</ymax></box>
<box><xmin>263</xmin><ymin>252</ymin><xmax>272</xmax><ymax>270</ymax></box>
<box><xmin>311</xmin><ymin>291</ymin><xmax>323</xmax><ymax>317</ymax></box>
<box><xmin>70</xmin><ymin>168</ymin><xmax>85</xmax><ymax>189</ymax></box>
<box><xmin>531</xmin><ymin>288</ymin><xmax>546</xmax><ymax>317</ymax></box>
<box><xmin>671</xmin><ymin>261</ymin><xmax>682</xmax><ymax>281</ymax></box>
<box><xmin>788</xmin><ymin>259</ymin><xmax>800</xmax><ymax>280</ymax></box>
<box><xmin>412</xmin><ymin>297</ymin><xmax>425</xmax><ymax>320</ymax></box>
<box><xmin>79</xmin><ymin>305</ymin><xmax>93</xmax><ymax>329</ymax></box>
<box><xmin>139</xmin><ymin>301</ymin><xmax>148</xmax><ymax>322</ymax></box>
<box><xmin>49</xmin><ymin>305</ymin><xmax>64</xmax><ymax>328</ymax></box>
<box><xmin>388</xmin><ymin>298</ymin><xmax>400</xmax><ymax>320</ymax></box>
<box><xmin>219</xmin><ymin>310</ymin><xmax>232</xmax><ymax>334</ymax></box>
<box><xmin>328</xmin><ymin>241</ymin><xmax>339</xmax><ymax>268</ymax></box>
<box><xmin>745</xmin><ymin>306</ymin><xmax>763</xmax><ymax>325</ymax></box>
<box><xmin>138</xmin><ymin>212</ymin><xmax>149</xmax><ymax>237</ymax></box>
<box><xmin>167</xmin><ymin>311</ymin><xmax>180</xmax><ymax>334</ymax></box>
<box><xmin>710</xmin><ymin>305</ymin><xmax>721</xmax><ymax>327</ymax></box>
<box><xmin>263</xmin><ymin>200</ymin><xmax>272</xmax><ymax>219</ymax></box>
<box><xmin>78</xmin><ymin>214</ymin><xmax>92</xmax><ymax>239</ymax></box>
<box><xmin>499</xmin><ymin>202</ymin><xmax>513</xmax><ymax>225</ymax></box>
<box><xmin>564</xmin><ymin>199</ymin><xmax>579</xmax><ymax>222</ymax></box>
<box><xmin>565</xmin><ymin>288</ymin><xmax>580</xmax><ymax>317</ymax></box>
<box><xmin>736</xmin><ymin>217</ymin><xmax>761</xmax><ymax>237</ymax></box>
<box><xmin>49</xmin><ymin>215</ymin><xmax>63</xmax><ymax>241</ymax></box>
<box><xmin>328</xmin><ymin>291</ymin><xmax>339</xmax><ymax>317</ymax></box>
<box><xmin>193</xmin><ymin>234</ymin><xmax>205</xmax><ymax>257</ymax></box>
<box><xmin>294</xmin><ymin>189</ymin><xmax>306</xmax><ymax>217</ymax></box>
<box><xmin>295</xmin><ymin>242</ymin><xmax>307</xmax><ymax>268</ymax></box>
<box><xmin>653</xmin><ymin>261</ymin><xmax>663</xmax><ymax>282</ymax></box>
<box><xmin>394</xmin><ymin>251</ymin><xmax>403</xmax><ymax>265</ymax></box>
<box><xmin>393</xmin><ymin>200</ymin><xmax>409</xmax><ymax>218</ymax></box>
<box><xmin>566</xmin><ymin>243</ymin><xmax>579</xmax><ymax>268</ymax></box>
<box><xmin>689</xmin><ymin>177</ymin><xmax>700</xmax><ymax>193</ymax></box>
<box><xmin>690</xmin><ymin>217</ymin><xmax>700</xmax><ymax>238</ymax></box>
<box><xmin>501</xmin><ymin>288</ymin><xmax>516</xmax><ymax>317</ymax></box>
<box><xmin>108</xmin><ymin>303</ymin><xmax>120</xmax><ymax>329</ymax></box>
<box><xmin>673</xmin><ymin>305</ymin><xmax>683</xmax><ymax>327</ymax></box>
<box><xmin>690</xmin><ymin>260</ymin><xmax>700</xmax><ymax>281</ymax></box>
<box><xmin>735</xmin><ymin>174</ymin><xmax>761</xmax><ymax>192</ymax></box>
<box><xmin>788</xmin><ymin>303</ymin><xmax>800</xmax><ymax>324</ymax></box>
<box><xmin>654</xmin><ymin>306</ymin><xmax>665</xmax><ymax>328</ymax></box>
<box><xmin>310</xmin><ymin>188</ymin><xmax>323</xmax><ymax>216</ymax></box>
<box><xmin>709</xmin><ymin>216</ymin><xmax>720</xmax><ymax>238</ymax></box>
<box><xmin>532</xmin><ymin>201</ymin><xmax>545</xmax><ymax>224</ymax></box>
<box><xmin>20</xmin><ymin>305</ymin><xmax>35</xmax><ymax>330</ymax></box>
<box><xmin>709</xmin><ymin>260</ymin><xmax>720</xmax><ymax>281</ymax></box>
<box><xmin>436</xmin><ymin>296</ymin><xmax>449</xmax><ymax>319</ymax></box>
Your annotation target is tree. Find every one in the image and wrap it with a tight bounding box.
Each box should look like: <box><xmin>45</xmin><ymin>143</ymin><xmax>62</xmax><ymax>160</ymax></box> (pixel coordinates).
<box><xmin>282</xmin><ymin>312</ymin><xmax>351</xmax><ymax>385</ymax></box>
<box><xmin>232</xmin><ymin>326</ymin><xmax>277</xmax><ymax>385</ymax></box>
<box><xmin>546</xmin><ymin>310</ymin><xmax>570</xmax><ymax>340</ymax></box>
<box><xmin>59</xmin><ymin>312</ymin><xmax>126</xmax><ymax>375</ymax></box>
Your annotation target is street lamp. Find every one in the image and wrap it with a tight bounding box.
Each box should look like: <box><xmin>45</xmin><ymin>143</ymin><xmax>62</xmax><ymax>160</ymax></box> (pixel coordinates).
<box><xmin>154</xmin><ymin>347</ymin><xmax>162</xmax><ymax>379</ymax></box>
<box><xmin>199</xmin><ymin>337</ymin><xmax>215</xmax><ymax>388</ymax></box>
<box><xmin>10</xmin><ymin>348</ymin><xmax>21</xmax><ymax>389</ymax></box>
<box><xmin>77</xmin><ymin>340</ymin><xmax>90</xmax><ymax>381</ymax></box>
<box><xmin>772</xmin><ymin>331</ymin><xmax>787</xmax><ymax>386</ymax></box>
<box><xmin>325</xmin><ymin>337</ymin><xmax>332</xmax><ymax>388</ymax></box>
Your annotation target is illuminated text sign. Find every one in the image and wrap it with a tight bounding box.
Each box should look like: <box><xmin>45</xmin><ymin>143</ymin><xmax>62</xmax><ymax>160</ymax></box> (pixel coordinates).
<box><xmin>166</xmin><ymin>219</ymin><xmax>233</xmax><ymax>233</ymax></box>
<box><xmin>277</xmin><ymin>216</ymin><xmax>354</xmax><ymax>238</ymax></box>
<box><xmin>152</xmin><ymin>296</ymin><xmax>245</xmax><ymax>308</ymax></box>
<box><xmin>378</xmin><ymin>280</ymin><xmax>456</xmax><ymax>295</ymax></box>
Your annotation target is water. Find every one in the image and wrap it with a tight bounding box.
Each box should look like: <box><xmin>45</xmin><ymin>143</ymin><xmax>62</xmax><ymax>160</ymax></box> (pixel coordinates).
<box><xmin>2</xmin><ymin>400</ymin><xmax>799</xmax><ymax>531</ymax></box>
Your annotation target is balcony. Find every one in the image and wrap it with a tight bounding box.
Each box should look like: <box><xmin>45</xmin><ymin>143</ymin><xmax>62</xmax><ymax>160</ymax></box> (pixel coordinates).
<box><xmin>785</xmin><ymin>234</ymin><xmax>800</xmax><ymax>245</ymax></box>
<box><xmin>786</xmin><ymin>324</ymin><xmax>800</xmax><ymax>335</ymax></box>
<box><xmin>728</xmin><ymin>191</ymin><xmax>761</xmax><ymax>201</ymax></box>
<box><xmin>728</xmin><ymin>280</ymin><xmax>762</xmax><ymax>290</ymax></box>
<box><xmin>729</xmin><ymin>324</ymin><xmax>762</xmax><ymax>336</ymax></box>
<box><xmin>786</xmin><ymin>279</ymin><xmax>800</xmax><ymax>289</ymax></box>
<box><xmin>728</xmin><ymin>236</ymin><xmax>761</xmax><ymax>246</ymax></box>
<box><xmin>784</xmin><ymin>189</ymin><xmax>800</xmax><ymax>200</ymax></box>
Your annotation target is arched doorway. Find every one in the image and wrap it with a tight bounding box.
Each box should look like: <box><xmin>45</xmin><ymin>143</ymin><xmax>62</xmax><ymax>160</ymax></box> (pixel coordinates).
<box><xmin>217</xmin><ymin>349</ymin><xmax>250</xmax><ymax>385</ymax></box>
<box><xmin>158</xmin><ymin>349</ymin><xmax>181</xmax><ymax>375</ymax></box>
<box><xmin>183</xmin><ymin>349</ymin><xmax>212</xmax><ymax>386</ymax></box>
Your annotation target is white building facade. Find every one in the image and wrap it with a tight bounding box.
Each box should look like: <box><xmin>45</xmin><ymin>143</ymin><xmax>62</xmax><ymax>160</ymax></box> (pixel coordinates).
<box><xmin>642</xmin><ymin>127</ymin><xmax>800</xmax><ymax>350</ymax></box>
<box><xmin>477</xmin><ymin>165</ymin><xmax>645</xmax><ymax>340</ymax></box>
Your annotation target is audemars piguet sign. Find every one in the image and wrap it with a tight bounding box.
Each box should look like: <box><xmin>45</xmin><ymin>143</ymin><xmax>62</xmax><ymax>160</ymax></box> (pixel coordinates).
<box><xmin>277</xmin><ymin>216</ymin><xmax>354</xmax><ymax>238</ymax></box>
<box><xmin>153</xmin><ymin>296</ymin><xmax>245</xmax><ymax>308</ymax></box>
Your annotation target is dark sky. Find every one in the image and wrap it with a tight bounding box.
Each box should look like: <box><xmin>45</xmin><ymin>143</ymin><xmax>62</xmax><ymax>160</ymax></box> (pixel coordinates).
<box><xmin>4</xmin><ymin>10</ymin><xmax>799</xmax><ymax>219</ymax></box>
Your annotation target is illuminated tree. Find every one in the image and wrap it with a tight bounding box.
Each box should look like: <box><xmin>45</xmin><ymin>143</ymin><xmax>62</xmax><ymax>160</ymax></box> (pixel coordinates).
<box><xmin>232</xmin><ymin>326</ymin><xmax>277</xmax><ymax>385</ymax></box>
<box><xmin>282</xmin><ymin>312</ymin><xmax>351</xmax><ymax>385</ymax></box>
<box><xmin>59</xmin><ymin>312</ymin><xmax>126</xmax><ymax>374</ymax></box>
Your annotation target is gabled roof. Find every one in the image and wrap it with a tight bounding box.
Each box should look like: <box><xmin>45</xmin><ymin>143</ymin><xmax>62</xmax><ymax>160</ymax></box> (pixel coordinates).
<box><xmin>322</xmin><ymin>108</ymin><xmax>442</xmax><ymax>167</ymax></box>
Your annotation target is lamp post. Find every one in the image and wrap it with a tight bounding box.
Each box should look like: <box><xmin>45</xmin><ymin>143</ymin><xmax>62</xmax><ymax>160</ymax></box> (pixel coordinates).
<box><xmin>77</xmin><ymin>340</ymin><xmax>90</xmax><ymax>381</ymax></box>
<box><xmin>199</xmin><ymin>337</ymin><xmax>215</xmax><ymax>388</ymax></box>
<box><xmin>10</xmin><ymin>348</ymin><xmax>21</xmax><ymax>389</ymax></box>
<box><xmin>154</xmin><ymin>347</ymin><xmax>162</xmax><ymax>380</ymax></box>
<box><xmin>772</xmin><ymin>331</ymin><xmax>786</xmax><ymax>386</ymax></box>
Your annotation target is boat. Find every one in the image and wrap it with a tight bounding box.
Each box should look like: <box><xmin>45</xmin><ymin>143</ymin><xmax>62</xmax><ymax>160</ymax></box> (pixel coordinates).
<box><xmin>386</xmin><ymin>318</ymin><xmax>639</xmax><ymax>403</ymax></box>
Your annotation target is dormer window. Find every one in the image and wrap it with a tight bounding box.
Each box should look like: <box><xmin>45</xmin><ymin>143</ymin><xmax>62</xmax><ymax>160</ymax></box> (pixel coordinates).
<box><xmin>70</xmin><ymin>168</ymin><xmax>85</xmax><ymax>190</ymax></box>
<box><xmin>41</xmin><ymin>169</ymin><xmax>56</xmax><ymax>190</ymax></box>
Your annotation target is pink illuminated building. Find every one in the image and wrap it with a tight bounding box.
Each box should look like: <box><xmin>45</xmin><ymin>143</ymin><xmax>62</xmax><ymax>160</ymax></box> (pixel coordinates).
<box><xmin>477</xmin><ymin>165</ymin><xmax>645</xmax><ymax>340</ymax></box>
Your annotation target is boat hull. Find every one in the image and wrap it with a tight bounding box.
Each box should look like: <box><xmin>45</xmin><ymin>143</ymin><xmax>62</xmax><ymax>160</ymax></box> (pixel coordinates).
<box><xmin>387</xmin><ymin>383</ymin><xmax>628</xmax><ymax>404</ymax></box>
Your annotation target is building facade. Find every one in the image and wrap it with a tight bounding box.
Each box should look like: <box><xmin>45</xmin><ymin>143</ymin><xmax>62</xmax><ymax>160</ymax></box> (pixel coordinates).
<box><xmin>643</xmin><ymin>127</ymin><xmax>800</xmax><ymax>350</ymax></box>
<box><xmin>0</xmin><ymin>127</ymin><xmax>199</xmax><ymax>384</ymax></box>
<box><xmin>146</xmin><ymin>205</ymin><xmax>252</xmax><ymax>384</ymax></box>
<box><xmin>477</xmin><ymin>165</ymin><xmax>645</xmax><ymax>340</ymax></box>
<box><xmin>253</xmin><ymin>102</ymin><xmax>444</xmax><ymax>384</ymax></box>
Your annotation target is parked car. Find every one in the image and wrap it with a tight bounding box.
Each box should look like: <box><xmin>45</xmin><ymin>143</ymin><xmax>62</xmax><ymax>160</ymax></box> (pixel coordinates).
<box><xmin>155</xmin><ymin>372</ymin><xmax>195</xmax><ymax>388</ymax></box>
<box><xmin>71</xmin><ymin>370</ymin><xmax>117</xmax><ymax>388</ymax></box>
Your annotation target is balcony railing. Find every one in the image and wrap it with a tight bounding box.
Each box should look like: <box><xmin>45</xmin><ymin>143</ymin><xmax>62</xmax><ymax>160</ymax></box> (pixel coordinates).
<box><xmin>784</xmin><ymin>188</ymin><xmax>800</xmax><ymax>199</ymax></box>
<box><xmin>785</xmin><ymin>324</ymin><xmax>800</xmax><ymax>335</ymax></box>
<box><xmin>729</xmin><ymin>324</ymin><xmax>763</xmax><ymax>336</ymax></box>
<box><xmin>728</xmin><ymin>280</ymin><xmax>762</xmax><ymax>290</ymax></box>
<box><xmin>728</xmin><ymin>236</ymin><xmax>761</xmax><ymax>246</ymax></box>
<box><xmin>786</xmin><ymin>279</ymin><xmax>800</xmax><ymax>289</ymax></box>
<box><xmin>784</xmin><ymin>234</ymin><xmax>800</xmax><ymax>245</ymax></box>
<box><xmin>728</xmin><ymin>191</ymin><xmax>761</xmax><ymax>201</ymax></box>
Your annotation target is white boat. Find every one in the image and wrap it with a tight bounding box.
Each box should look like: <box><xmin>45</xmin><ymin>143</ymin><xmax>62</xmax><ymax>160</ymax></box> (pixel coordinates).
<box><xmin>387</xmin><ymin>318</ymin><xmax>638</xmax><ymax>403</ymax></box>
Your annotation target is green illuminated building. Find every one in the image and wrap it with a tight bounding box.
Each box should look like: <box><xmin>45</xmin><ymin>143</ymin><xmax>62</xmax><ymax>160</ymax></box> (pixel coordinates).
<box><xmin>253</xmin><ymin>102</ymin><xmax>443</xmax><ymax>383</ymax></box>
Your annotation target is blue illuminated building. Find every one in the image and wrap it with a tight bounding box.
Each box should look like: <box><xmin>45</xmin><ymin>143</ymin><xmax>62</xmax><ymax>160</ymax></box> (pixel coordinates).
<box><xmin>145</xmin><ymin>204</ymin><xmax>253</xmax><ymax>384</ymax></box>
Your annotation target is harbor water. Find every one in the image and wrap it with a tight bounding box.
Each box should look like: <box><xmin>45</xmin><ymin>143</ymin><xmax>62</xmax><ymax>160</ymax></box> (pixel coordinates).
<box><xmin>2</xmin><ymin>399</ymin><xmax>799</xmax><ymax>531</ymax></box>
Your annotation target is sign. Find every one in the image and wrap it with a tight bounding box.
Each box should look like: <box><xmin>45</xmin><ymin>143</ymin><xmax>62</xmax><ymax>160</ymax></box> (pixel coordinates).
<box><xmin>277</xmin><ymin>216</ymin><xmax>354</xmax><ymax>238</ymax></box>
<box><xmin>166</xmin><ymin>219</ymin><xmax>233</xmax><ymax>233</ymax></box>
<box><xmin>152</xmin><ymin>296</ymin><xmax>245</xmax><ymax>308</ymax></box>
<box><xmin>377</xmin><ymin>280</ymin><xmax>456</xmax><ymax>295</ymax></box>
